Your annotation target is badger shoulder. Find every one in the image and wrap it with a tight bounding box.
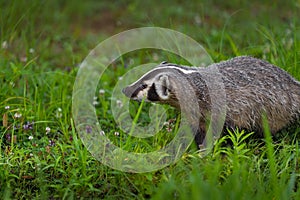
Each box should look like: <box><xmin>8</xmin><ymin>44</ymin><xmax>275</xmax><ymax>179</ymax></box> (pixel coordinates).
<box><xmin>208</xmin><ymin>56</ymin><xmax>300</xmax><ymax>89</ymax></box>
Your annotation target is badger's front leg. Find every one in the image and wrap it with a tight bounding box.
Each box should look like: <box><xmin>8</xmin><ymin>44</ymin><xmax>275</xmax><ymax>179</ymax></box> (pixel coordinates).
<box><xmin>194</xmin><ymin>130</ymin><xmax>205</xmax><ymax>149</ymax></box>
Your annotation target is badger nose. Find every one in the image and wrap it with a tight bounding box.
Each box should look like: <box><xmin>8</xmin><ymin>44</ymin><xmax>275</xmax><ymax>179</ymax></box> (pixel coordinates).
<box><xmin>122</xmin><ymin>87</ymin><xmax>131</xmax><ymax>98</ymax></box>
<box><xmin>122</xmin><ymin>87</ymin><xmax>127</xmax><ymax>95</ymax></box>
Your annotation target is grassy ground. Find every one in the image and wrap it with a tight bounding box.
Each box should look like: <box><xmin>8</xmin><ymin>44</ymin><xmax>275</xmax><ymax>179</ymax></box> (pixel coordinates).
<box><xmin>1</xmin><ymin>0</ymin><xmax>300</xmax><ymax>199</ymax></box>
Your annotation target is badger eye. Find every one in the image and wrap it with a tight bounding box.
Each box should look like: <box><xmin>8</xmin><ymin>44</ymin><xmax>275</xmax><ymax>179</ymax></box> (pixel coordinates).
<box><xmin>141</xmin><ymin>84</ymin><xmax>147</xmax><ymax>89</ymax></box>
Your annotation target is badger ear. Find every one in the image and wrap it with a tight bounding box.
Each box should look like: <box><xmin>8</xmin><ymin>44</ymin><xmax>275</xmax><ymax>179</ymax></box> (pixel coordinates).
<box><xmin>156</xmin><ymin>74</ymin><xmax>171</xmax><ymax>100</ymax></box>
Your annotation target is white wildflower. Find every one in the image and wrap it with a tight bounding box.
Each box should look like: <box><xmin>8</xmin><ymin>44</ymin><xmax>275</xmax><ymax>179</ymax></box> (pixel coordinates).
<box><xmin>29</xmin><ymin>48</ymin><xmax>35</xmax><ymax>54</ymax></box>
<box><xmin>163</xmin><ymin>121</ymin><xmax>169</xmax><ymax>126</ymax></box>
<box><xmin>2</xmin><ymin>41</ymin><xmax>8</xmax><ymax>49</ymax></box>
<box><xmin>116</xmin><ymin>100</ymin><xmax>123</xmax><ymax>108</ymax></box>
<box><xmin>99</xmin><ymin>89</ymin><xmax>105</xmax><ymax>95</ymax></box>
<box><xmin>100</xmin><ymin>130</ymin><xmax>105</xmax><ymax>136</ymax></box>
<box><xmin>56</xmin><ymin>108</ymin><xmax>62</xmax><ymax>118</ymax></box>
<box><xmin>14</xmin><ymin>112</ymin><xmax>22</xmax><ymax>118</ymax></box>
<box><xmin>93</xmin><ymin>96</ymin><xmax>99</xmax><ymax>105</ymax></box>
<box><xmin>46</xmin><ymin>127</ymin><xmax>51</xmax><ymax>134</ymax></box>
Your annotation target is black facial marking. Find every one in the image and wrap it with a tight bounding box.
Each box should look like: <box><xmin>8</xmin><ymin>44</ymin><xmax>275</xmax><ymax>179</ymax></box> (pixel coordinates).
<box><xmin>126</xmin><ymin>83</ymin><xmax>148</xmax><ymax>98</ymax></box>
<box><xmin>130</xmin><ymin>88</ymin><xmax>140</xmax><ymax>98</ymax></box>
<box><xmin>141</xmin><ymin>83</ymin><xmax>147</xmax><ymax>89</ymax></box>
<box><xmin>161</xmin><ymin>78</ymin><xmax>168</xmax><ymax>96</ymax></box>
<box><xmin>162</xmin><ymin>86</ymin><xmax>168</xmax><ymax>96</ymax></box>
<box><xmin>147</xmin><ymin>83</ymin><xmax>160</xmax><ymax>101</ymax></box>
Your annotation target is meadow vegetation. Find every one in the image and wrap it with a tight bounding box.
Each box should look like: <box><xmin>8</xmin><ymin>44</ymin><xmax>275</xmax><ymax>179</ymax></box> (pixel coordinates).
<box><xmin>1</xmin><ymin>0</ymin><xmax>300</xmax><ymax>199</ymax></box>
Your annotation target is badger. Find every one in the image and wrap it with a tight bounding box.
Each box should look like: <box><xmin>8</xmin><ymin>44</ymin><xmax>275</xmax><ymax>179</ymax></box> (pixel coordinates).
<box><xmin>122</xmin><ymin>56</ymin><xmax>300</xmax><ymax>148</ymax></box>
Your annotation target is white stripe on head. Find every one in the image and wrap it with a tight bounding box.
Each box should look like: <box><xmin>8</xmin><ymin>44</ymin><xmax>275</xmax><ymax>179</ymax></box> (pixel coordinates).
<box><xmin>128</xmin><ymin>65</ymin><xmax>198</xmax><ymax>86</ymax></box>
<box><xmin>162</xmin><ymin>65</ymin><xmax>198</xmax><ymax>74</ymax></box>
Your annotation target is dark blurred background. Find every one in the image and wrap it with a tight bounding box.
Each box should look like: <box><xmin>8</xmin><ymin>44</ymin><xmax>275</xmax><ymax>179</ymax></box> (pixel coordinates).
<box><xmin>1</xmin><ymin>0</ymin><xmax>300</xmax><ymax>68</ymax></box>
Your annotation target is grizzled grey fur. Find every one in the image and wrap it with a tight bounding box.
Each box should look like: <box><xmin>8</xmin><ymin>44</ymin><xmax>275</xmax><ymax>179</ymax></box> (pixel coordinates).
<box><xmin>123</xmin><ymin>56</ymin><xmax>300</xmax><ymax>148</ymax></box>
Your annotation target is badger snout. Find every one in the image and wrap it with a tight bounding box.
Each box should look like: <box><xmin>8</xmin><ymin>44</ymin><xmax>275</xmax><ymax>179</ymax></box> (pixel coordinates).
<box><xmin>122</xmin><ymin>84</ymin><xmax>149</xmax><ymax>101</ymax></box>
<box><xmin>122</xmin><ymin>86</ymin><xmax>133</xmax><ymax>98</ymax></box>
<box><xmin>122</xmin><ymin>85</ymin><xmax>141</xmax><ymax>100</ymax></box>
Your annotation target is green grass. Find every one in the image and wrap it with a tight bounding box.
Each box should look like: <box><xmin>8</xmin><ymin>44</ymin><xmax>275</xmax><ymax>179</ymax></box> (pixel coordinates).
<box><xmin>1</xmin><ymin>0</ymin><xmax>300</xmax><ymax>199</ymax></box>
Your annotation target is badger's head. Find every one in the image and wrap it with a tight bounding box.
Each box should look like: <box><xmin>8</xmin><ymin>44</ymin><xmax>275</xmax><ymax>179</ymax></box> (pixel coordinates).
<box><xmin>122</xmin><ymin>65</ymin><xmax>173</xmax><ymax>103</ymax></box>
<box><xmin>122</xmin><ymin>62</ymin><xmax>199</xmax><ymax>108</ymax></box>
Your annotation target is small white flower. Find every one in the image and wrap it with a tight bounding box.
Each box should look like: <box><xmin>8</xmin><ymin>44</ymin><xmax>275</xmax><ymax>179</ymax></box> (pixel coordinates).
<box><xmin>5</xmin><ymin>105</ymin><xmax>10</xmax><ymax>110</ymax></box>
<box><xmin>14</xmin><ymin>112</ymin><xmax>22</xmax><ymax>118</ymax></box>
<box><xmin>28</xmin><ymin>135</ymin><xmax>33</xmax><ymax>140</ymax></box>
<box><xmin>100</xmin><ymin>130</ymin><xmax>105</xmax><ymax>136</ymax></box>
<box><xmin>99</xmin><ymin>89</ymin><xmax>105</xmax><ymax>95</ymax></box>
<box><xmin>29</xmin><ymin>153</ymin><xmax>34</xmax><ymax>157</ymax></box>
<box><xmin>93</xmin><ymin>96</ymin><xmax>99</xmax><ymax>105</ymax></box>
<box><xmin>45</xmin><ymin>127</ymin><xmax>51</xmax><ymax>134</ymax></box>
<box><xmin>163</xmin><ymin>121</ymin><xmax>169</xmax><ymax>126</ymax></box>
<box><xmin>2</xmin><ymin>41</ymin><xmax>8</xmax><ymax>49</ymax></box>
<box><xmin>114</xmin><ymin>131</ymin><xmax>119</xmax><ymax>136</ymax></box>
<box><xmin>29</xmin><ymin>48</ymin><xmax>35</xmax><ymax>54</ymax></box>
<box><xmin>56</xmin><ymin>108</ymin><xmax>62</xmax><ymax>118</ymax></box>
<box><xmin>116</xmin><ymin>100</ymin><xmax>123</xmax><ymax>108</ymax></box>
